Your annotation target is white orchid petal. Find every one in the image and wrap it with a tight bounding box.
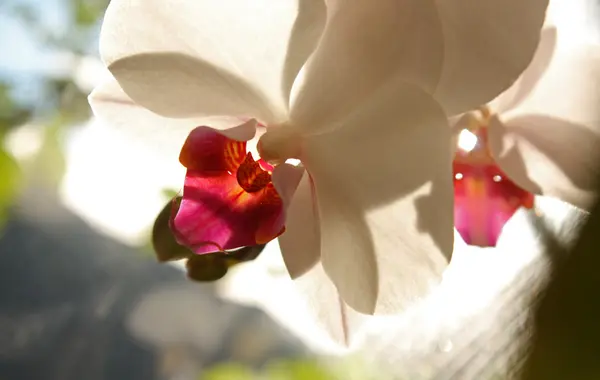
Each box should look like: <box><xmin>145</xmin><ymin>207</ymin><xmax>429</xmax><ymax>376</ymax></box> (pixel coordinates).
<box><xmin>489</xmin><ymin>115</ymin><xmax>599</xmax><ymax>211</ymax></box>
<box><xmin>89</xmin><ymin>79</ymin><xmax>256</xmax><ymax>162</ymax></box>
<box><xmin>489</xmin><ymin>46</ymin><xmax>600</xmax><ymax>210</ymax></box>
<box><xmin>272</xmin><ymin>166</ymin><xmax>366</xmax><ymax>346</ymax></box>
<box><xmin>303</xmin><ymin>79</ymin><xmax>453</xmax><ymax>314</ymax></box>
<box><xmin>545</xmin><ymin>0</ymin><xmax>600</xmax><ymax>45</ymax></box>
<box><xmin>100</xmin><ymin>0</ymin><xmax>326</xmax><ymax>120</ymax></box>
<box><xmin>434</xmin><ymin>0</ymin><xmax>549</xmax><ymax>115</ymax></box>
<box><xmin>272</xmin><ymin>163</ymin><xmax>306</xmax><ymax>208</ymax></box>
<box><xmin>107</xmin><ymin>53</ymin><xmax>279</xmax><ymax>122</ymax></box>
<box><xmin>272</xmin><ymin>165</ymin><xmax>321</xmax><ymax>279</ymax></box>
<box><xmin>295</xmin><ymin>261</ymin><xmax>368</xmax><ymax>347</ymax></box>
<box><xmin>503</xmin><ymin>45</ymin><xmax>600</xmax><ymax>128</ymax></box>
<box><xmin>290</xmin><ymin>0</ymin><xmax>444</xmax><ymax>132</ymax></box>
<box><xmin>488</xmin><ymin>27</ymin><xmax>558</xmax><ymax>114</ymax></box>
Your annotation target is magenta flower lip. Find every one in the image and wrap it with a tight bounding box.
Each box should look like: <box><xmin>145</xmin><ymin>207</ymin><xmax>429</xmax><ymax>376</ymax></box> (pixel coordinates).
<box><xmin>170</xmin><ymin>126</ymin><xmax>285</xmax><ymax>255</ymax></box>
<box><xmin>454</xmin><ymin>125</ymin><xmax>534</xmax><ymax>247</ymax></box>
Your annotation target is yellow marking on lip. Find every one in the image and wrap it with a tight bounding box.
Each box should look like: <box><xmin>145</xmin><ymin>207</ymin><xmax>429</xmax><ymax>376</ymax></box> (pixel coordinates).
<box><xmin>465</xmin><ymin>178</ymin><xmax>487</xmax><ymax>197</ymax></box>
<box><xmin>223</xmin><ymin>141</ymin><xmax>246</xmax><ymax>172</ymax></box>
<box><xmin>226</xmin><ymin>186</ymin><xmax>251</xmax><ymax>207</ymax></box>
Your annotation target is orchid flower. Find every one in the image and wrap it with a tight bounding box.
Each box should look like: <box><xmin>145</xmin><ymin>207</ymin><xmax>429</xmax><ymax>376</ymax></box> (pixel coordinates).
<box><xmin>90</xmin><ymin>0</ymin><xmax>549</xmax><ymax>344</ymax></box>
<box><xmin>452</xmin><ymin>26</ymin><xmax>600</xmax><ymax>247</ymax></box>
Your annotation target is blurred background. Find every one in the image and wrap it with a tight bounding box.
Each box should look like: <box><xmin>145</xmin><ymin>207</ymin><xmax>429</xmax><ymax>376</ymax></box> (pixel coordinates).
<box><xmin>0</xmin><ymin>0</ymin><xmax>599</xmax><ymax>379</ymax></box>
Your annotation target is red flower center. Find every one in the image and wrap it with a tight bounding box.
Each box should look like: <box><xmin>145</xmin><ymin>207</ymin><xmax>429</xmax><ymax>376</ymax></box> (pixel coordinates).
<box><xmin>237</xmin><ymin>153</ymin><xmax>273</xmax><ymax>193</ymax></box>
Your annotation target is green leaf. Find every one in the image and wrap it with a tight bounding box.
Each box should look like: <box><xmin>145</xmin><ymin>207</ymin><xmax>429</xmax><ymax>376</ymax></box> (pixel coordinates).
<box><xmin>72</xmin><ymin>0</ymin><xmax>107</xmax><ymax>27</ymax></box>
<box><xmin>0</xmin><ymin>82</ymin><xmax>31</xmax><ymax>132</ymax></box>
<box><xmin>186</xmin><ymin>254</ymin><xmax>229</xmax><ymax>282</ymax></box>
<box><xmin>0</xmin><ymin>148</ymin><xmax>21</xmax><ymax>230</ymax></box>
<box><xmin>264</xmin><ymin>359</ymin><xmax>336</xmax><ymax>380</ymax></box>
<box><xmin>161</xmin><ymin>188</ymin><xmax>180</xmax><ymax>201</ymax></box>
<box><xmin>152</xmin><ymin>196</ymin><xmax>193</xmax><ymax>262</ymax></box>
<box><xmin>200</xmin><ymin>363</ymin><xmax>257</xmax><ymax>380</ymax></box>
<box><xmin>224</xmin><ymin>244</ymin><xmax>266</xmax><ymax>268</ymax></box>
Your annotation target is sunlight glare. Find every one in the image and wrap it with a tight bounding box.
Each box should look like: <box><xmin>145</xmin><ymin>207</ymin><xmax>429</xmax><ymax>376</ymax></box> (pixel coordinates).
<box><xmin>457</xmin><ymin>129</ymin><xmax>478</xmax><ymax>152</ymax></box>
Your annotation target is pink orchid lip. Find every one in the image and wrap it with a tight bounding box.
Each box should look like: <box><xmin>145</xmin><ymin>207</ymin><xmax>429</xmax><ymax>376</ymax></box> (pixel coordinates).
<box><xmin>453</xmin><ymin>125</ymin><xmax>534</xmax><ymax>248</ymax></box>
<box><xmin>170</xmin><ymin>126</ymin><xmax>286</xmax><ymax>255</ymax></box>
<box><xmin>167</xmin><ymin>195</ymin><xmax>225</xmax><ymax>252</ymax></box>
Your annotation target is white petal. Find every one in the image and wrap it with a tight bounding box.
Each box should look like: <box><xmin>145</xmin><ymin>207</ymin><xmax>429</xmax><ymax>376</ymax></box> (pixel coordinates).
<box><xmin>503</xmin><ymin>45</ymin><xmax>600</xmax><ymax>128</ymax></box>
<box><xmin>295</xmin><ymin>261</ymin><xmax>368</xmax><ymax>347</ymax></box>
<box><xmin>89</xmin><ymin>79</ymin><xmax>255</xmax><ymax>158</ymax></box>
<box><xmin>545</xmin><ymin>0</ymin><xmax>600</xmax><ymax>45</ymax></box>
<box><xmin>489</xmin><ymin>46</ymin><xmax>600</xmax><ymax>210</ymax></box>
<box><xmin>290</xmin><ymin>0</ymin><xmax>444</xmax><ymax>132</ymax></box>
<box><xmin>272</xmin><ymin>166</ymin><xmax>321</xmax><ymax>279</ymax></box>
<box><xmin>489</xmin><ymin>115</ymin><xmax>599</xmax><ymax>211</ymax></box>
<box><xmin>488</xmin><ymin>27</ymin><xmax>558</xmax><ymax>114</ymax></box>
<box><xmin>272</xmin><ymin>165</ymin><xmax>367</xmax><ymax>346</ymax></box>
<box><xmin>101</xmin><ymin>0</ymin><xmax>326</xmax><ymax>120</ymax></box>
<box><xmin>434</xmin><ymin>0</ymin><xmax>548</xmax><ymax>115</ymax></box>
<box><xmin>303</xmin><ymin>79</ymin><xmax>453</xmax><ymax>314</ymax></box>
<box><xmin>107</xmin><ymin>53</ymin><xmax>279</xmax><ymax>122</ymax></box>
<box><xmin>272</xmin><ymin>163</ymin><xmax>305</xmax><ymax>208</ymax></box>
